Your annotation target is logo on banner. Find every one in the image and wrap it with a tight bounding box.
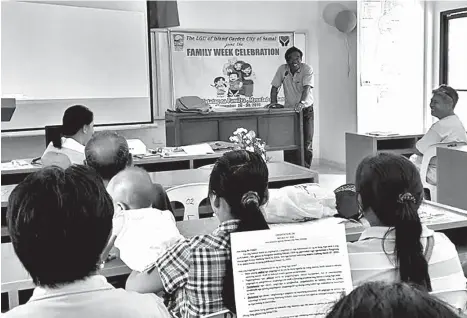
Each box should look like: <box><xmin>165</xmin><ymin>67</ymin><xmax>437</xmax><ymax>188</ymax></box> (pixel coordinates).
<box><xmin>173</xmin><ymin>34</ymin><xmax>185</xmax><ymax>51</ymax></box>
<box><xmin>279</xmin><ymin>36</ymin><xmax>291</xmax><ymax>47</ymax></box>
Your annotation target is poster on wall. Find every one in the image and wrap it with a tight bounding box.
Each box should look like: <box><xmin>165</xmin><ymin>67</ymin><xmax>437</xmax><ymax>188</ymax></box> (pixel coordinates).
<box><xmin>169</xmin><ymin>31</ymin><xmax>294</xmax><ymax>108</ymax></box>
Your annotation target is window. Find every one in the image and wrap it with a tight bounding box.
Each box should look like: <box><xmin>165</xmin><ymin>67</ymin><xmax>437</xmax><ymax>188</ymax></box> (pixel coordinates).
<box><xmin>440</xmin><ymin>8</ymin><xmax>467</xmax><ymax>126</ymax></box>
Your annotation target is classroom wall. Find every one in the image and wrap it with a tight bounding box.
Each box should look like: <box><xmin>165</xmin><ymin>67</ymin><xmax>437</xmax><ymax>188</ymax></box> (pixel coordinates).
<box><xmin>317</xmin><ymin>1</ymin><xmax>357</xmax><ymax>166</ymax></box>
<box><xmin>2</xmin><ymin>0</ymin><xmax>358</xmax><ymax>167</ymax></box>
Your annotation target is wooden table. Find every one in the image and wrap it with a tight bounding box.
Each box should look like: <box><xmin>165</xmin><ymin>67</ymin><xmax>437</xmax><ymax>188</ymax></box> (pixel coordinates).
<box><xmin>4</xmin><ymin>200</ymin><xmax>467</xmax><ymax>310</ymax></box>
<box><xmin>345</xmin><ymin>132</ymin><xmax>424</xmax><ymax>183</ymax></box>
<box><xmin>438</xmin><ymin>145</ymin><xmax>467</xmax><ymax>211</ymax></box>
<box><xmin>1</xmin><ymin>161</ymin><xmax>319</xmax><ymax>208</ymax></box>
<box><xmin>166</xmin><ymin>109</ymin><xmax>305</xmax><ymax>166</ymax></box>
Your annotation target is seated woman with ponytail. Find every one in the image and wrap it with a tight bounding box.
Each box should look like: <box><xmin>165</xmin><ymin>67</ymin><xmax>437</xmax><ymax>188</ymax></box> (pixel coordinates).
<box><xmin>42</xmin><ymin>105</ymin><xmax>94</xmax><ymax>164</ymax></box>
<box><xmin>125</xmin><ymin>150</ymin><xmax>269</xmax><ymax>317</ymax></box>
<box><xmin>348</xmin><ymin>153</ymin><xmax>465</xmax><ymax>294</ymax></box>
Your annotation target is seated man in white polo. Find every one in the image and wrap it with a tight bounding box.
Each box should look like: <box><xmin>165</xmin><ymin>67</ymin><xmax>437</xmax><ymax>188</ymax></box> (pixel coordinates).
<box><xmin>410</xmin><ymin>84</ymin><xmax>467</xmax><ymax>185</ymax></box>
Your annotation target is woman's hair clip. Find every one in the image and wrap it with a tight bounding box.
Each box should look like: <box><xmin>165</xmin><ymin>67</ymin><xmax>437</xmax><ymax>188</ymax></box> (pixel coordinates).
<box><xmin>397</xmin><ymin>192</ymin><xmax>416</xmax><ymax>204</ymax></box>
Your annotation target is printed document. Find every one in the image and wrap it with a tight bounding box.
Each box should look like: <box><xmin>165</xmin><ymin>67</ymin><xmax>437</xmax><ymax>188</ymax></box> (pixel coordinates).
<box><xmin>231</xmin><ymin>224</ymin><xmax>352</xmax><ymax>318</ymax></box>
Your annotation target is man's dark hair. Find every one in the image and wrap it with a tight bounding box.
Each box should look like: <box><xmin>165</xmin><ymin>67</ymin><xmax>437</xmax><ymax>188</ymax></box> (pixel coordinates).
<box><xmin>7</xmin><ymin>165</ymin><xmax>114</xmax><ymax>287</ymax></box>
<box><xmin>85</xmin><ymin>131</ymin><xmax>132</xmax><ymax>181</ymax></box>
<box><xmin>284</xmin><ymin>46</ymin><xmax>303</xmax><ymax>61</ymax></box>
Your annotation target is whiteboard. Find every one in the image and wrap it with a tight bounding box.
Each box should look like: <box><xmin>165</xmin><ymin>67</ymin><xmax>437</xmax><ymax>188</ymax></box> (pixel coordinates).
<box><xmin>1</xmin><ymin>1</ymin><xmax>151</xmax><ymax>131</ymax></box>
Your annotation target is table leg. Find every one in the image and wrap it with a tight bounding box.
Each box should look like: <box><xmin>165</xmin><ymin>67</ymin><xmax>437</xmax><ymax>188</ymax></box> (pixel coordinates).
<box><xmin>8</xmin><ymin>291</ymin><xmax>19</xmax><ymax>309</ymax></box>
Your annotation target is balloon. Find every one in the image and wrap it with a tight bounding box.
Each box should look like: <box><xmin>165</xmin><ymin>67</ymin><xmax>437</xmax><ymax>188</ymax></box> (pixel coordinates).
<box><xmin>322</xmin><ymin>2</ymin><xmax>346</xmax><ymax>27</ymax></box>
<box><xmin>335</xmin><ymin>10</ymin><xmax>357</xmax><ymax>33</ymax></box>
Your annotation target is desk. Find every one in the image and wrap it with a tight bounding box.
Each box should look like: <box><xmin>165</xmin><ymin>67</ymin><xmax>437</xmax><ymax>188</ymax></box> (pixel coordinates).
<box><xmin>3</xmin><ymin>200</ymin><xmax>467</xmax><ymax>310</ymax></box>
<box><xmin>1</xmin><ymin>161</ymin><xmax>318</xmax><ymax>208</ymax></box>
<box><xmin>438</xmin><ymin>145</ymin><xmax>467</xmax><ymax>211</ymax></box>
<box><xmin>166</xmin><ymin>109</ymin><xmax>305</xmax><ymax>166</ymax></box>
<box><xmin>345</xmin><ymin>132</ymin><xmax>423</xmax><ymax>183</ymax></box>
<box><xmin>1</xmin><ymin>150</ymin><xmax>230</xmax><ymax>185</ymax></box>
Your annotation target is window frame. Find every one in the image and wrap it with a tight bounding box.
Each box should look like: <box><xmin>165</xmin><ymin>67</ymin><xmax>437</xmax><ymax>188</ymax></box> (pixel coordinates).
<box><xmin>439</xmin><ymin>7</ymin><xmax>467</xmax><ymax>91</ymax></box>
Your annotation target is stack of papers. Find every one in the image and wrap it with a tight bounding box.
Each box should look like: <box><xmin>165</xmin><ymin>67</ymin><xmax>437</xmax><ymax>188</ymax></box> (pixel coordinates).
<box><xmin>1</xmin><ymin>160</ymin><xmax>34</xmax><ymax>170</ymax></box>
<box><xmin>366</xmin><ymin>131</ymin><xmax>399</xmax><ymax>136</ymax></box>
<box><xmin>180</xmin><ymin>143</ymin><xmax>214</xmax><ymax>155</ymax></box>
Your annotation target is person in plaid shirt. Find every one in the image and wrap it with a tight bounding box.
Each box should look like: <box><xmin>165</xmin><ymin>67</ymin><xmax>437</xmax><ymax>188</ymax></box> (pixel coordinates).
<box><xmin>126</xmin><ymin>150</ymin><xmax>270</xmax><ymax>317</ymax></box>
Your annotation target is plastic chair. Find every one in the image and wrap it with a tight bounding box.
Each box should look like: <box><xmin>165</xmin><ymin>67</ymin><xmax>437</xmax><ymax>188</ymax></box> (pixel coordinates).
<box><xmin>420</xmin><ymin>142</ymin><xmax>467</xmax><ymax>202</ymax></box>
<box><xmin>202</xmin><ymin>310</ymin><xmax>236</xmax><ymax>318</ymax></box>
<box><xmin>41</xmin><ymin>151</ymin><xmax>72</xmax><ymax>169</ymax></box>
<box><xmin>430</xmin><ymin>289</ymin><xmax>467</xmax><ymax>315</ymax></box>
<box><xmin>166</xmin><ymin>183</ymin><xmax>209</xmax><ymax>220</ymax></box>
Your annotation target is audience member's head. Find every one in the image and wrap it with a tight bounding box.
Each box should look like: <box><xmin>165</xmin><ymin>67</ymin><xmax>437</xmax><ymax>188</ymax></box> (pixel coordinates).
<box><xmin>430</xmin><ymin>84</ymin><xmax>459</xmax><ymax>119</ymax></box>
<box><xmin>7</xmin><ymin>165</ymin><xmax>113</xmax><ymax>287</ymax></box>
<box><xmin>84</xmin><ymin>131</ymin><xmax>132</xmax><ymax>184</ymax></box>
<box><xmin>325</xmin><ymin>281</ymin><xmax>459</xmax><ymax>318</ymax></box>
<box><xmin>53</xmin><ymin>105</ymin><xmax>94</xmax><ymax>149</ymax></box>
<box><xmin>209</xmin><ymin>150</ymin><xmax>269</xmax><ymax>312</ymax></box>
<box><xmin>356</xmin><ymin>153</ymin><xmax>430</xmax><ymax>291</ymax></box>
<box><xmin>106</xmin><ymin>167</ymin><xmax>157</xmax><ymax>210</ymax></box>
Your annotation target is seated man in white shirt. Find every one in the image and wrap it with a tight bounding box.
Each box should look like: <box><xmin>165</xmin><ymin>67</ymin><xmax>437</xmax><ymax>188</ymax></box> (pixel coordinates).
<box><xmin>5</xmin><ymin>165</ymin><xmax>170</xmax><ymax>318</ymax></box>
<box><xmin>410</xmin><ymin>85</ymin><xmax>467</xmax><ymax>185</ymax></box>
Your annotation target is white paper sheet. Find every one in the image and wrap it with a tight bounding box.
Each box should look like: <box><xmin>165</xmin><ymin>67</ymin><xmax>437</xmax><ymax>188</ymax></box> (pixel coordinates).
<box><xmin>181</xmin><ymin>143</ymin><xmax>215</xmax><ymax>155</ymax></box>
<box><xmin>231</xmin><ymin>224</ymin><xmax>353</xmax><ymax>318</ymax></box>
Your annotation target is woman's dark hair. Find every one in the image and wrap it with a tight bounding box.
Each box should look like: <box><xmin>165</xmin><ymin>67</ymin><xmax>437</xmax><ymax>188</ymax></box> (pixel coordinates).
<box><xmin>7</xmin><ymin>165</ymin><xmax>113</xmax><ymax>287</ymax></box>
<box><xmin>53</xmin><ymin>105</ymin><xmax>93</xmax><ymax>148</ymax></box>
<box><xmin>209</xmin><ymin>150</ymin><xmax>269</xmax><ymax>313</ymax></box>
<box><xmin>241</xmin><ymin>63</ymin><xmax>252</xmax><ymax>71</ymax></box>
<box><xmin>326</xmin><ymin>281</ymin><xmax>459</xmax><ymax>318</ymax></box>
<box><xmin>285</xmin><ymin>46</ymin><xmax>303</xmax><ymax>61</ymax></box>
<box><xmin>355</xmin><ymin>153</ymin><xmax>431</xmax><ymax>291</ymax></box>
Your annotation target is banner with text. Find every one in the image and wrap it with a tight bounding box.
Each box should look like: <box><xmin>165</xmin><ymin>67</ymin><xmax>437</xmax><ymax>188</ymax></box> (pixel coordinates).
<box><xmin>170</xmin><ymin>31</ymin><xmax>294</xmax><ymax>108</ymax></box>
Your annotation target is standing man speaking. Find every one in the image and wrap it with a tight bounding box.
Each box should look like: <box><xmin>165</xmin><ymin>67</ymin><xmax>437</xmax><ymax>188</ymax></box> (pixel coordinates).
<box><xmin>265</xmin><ymin>46</ymin><xmax>314</xmax><ymax>167</ymax></box>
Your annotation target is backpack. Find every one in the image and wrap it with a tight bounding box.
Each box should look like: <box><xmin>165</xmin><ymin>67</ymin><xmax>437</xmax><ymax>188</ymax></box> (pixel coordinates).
<box><xmin>173</xmin><ymin>96</ymin><xmax>211</xmax><ymax>114</ymax></box>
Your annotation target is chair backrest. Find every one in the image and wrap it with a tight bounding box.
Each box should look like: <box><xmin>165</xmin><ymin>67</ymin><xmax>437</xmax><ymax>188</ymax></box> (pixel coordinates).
<box><xmin>202</xmin><ymin>310</ymin><xmax>236</xmax><ymax>318</ymax></box>
<box><xmin>430</xmin><ymin>289</ymin><xmax>467</xmax><ymax>314</ymax></box>
<box><xmin>166</xmin><ymin>183</ymin><xmax>209</xmax><ymax>220</ymax></box>
<box><xmin>45</xmin><ymin>125</ymin><xmax>62</xmax><ymax>147</ymax></box>
<box><xmin>41</xmin><ymin>151</ymin><xmax>72</xmax><ymax>169</ymax></box>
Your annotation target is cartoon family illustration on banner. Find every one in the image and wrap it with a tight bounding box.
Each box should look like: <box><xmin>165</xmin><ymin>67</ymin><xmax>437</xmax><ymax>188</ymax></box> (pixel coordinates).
<box><xmin>211</xmin><ymin>58</ymin><xmax>256</xmax><ymax>98</ymax></box>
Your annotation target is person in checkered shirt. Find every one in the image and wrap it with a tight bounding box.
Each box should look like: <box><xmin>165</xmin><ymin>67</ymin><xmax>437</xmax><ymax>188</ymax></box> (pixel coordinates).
<box><xmin>126</xmin><ymin>150</ymin><xmax>270</xmax><ymax>317</ymax></box>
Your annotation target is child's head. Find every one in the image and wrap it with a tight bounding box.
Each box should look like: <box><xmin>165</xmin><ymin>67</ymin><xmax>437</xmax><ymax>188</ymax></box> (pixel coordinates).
<box><xmin>430</xmin><ymin>84</ymin><xmax>458</xmax><ymax>119</ymax></box>
<box><xmin>241</xmin><ymin>63</ymin><xmax>252</xmax><ymax>76</ymax></box>
<box><xmin>229</xmin><ymin>73</ymin><xmax>239</xmax><ymax>81</ymax></box>
<box><xmin>326</xmin><ymin>281</ymin><xmax>460</xmax><ymax>318</ymax></box>
<box><xmin>234</xmin><ymin>61</ymin><xmax>244</xmax><ymax>71</ymax></box>
<box><xmin>214</xmin><ymin>76</ymin><xmax>226</xmax><ymax>86</ymax></box>
<box><xmin>356</xmin><ymin>153</ymin><xmax>431</xmax><ymax>290</ymax></box>
<box><xmin>106</xmin><ymin>167</ymin><xmax>157</xmax><ymax>210</ymax></box>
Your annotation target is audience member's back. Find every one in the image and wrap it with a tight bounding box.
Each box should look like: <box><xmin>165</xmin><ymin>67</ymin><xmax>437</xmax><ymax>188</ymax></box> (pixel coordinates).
<box><xmin>5</xmin><ymin>165</ymin><xmax>170</xmax><ymax>318</ymax></box>
<box><xmin>326</xmin><ymin>281</ymin><xmax>461</xmax><ymax>318</ymax></box>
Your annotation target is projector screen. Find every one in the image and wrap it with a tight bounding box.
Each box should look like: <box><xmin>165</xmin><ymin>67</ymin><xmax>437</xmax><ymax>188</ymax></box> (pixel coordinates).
<box><xmin>1</xmin><ymin>1</ymin><xmax>152</xmax><ymax>131</ymax></box>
